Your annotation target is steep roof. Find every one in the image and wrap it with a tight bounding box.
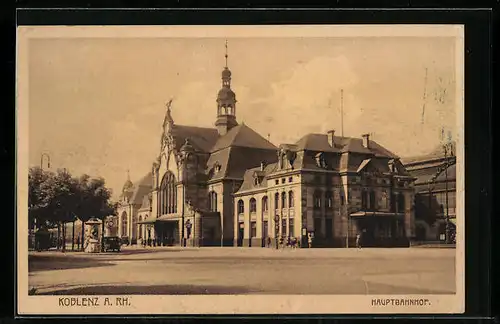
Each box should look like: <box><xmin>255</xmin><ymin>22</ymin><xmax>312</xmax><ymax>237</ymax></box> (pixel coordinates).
<box><xmin>402</xmin><ymin>141</ymin><xmax>456</xmax><ymax>165</ymax></box>
<box><xmin>171</xmin><ymin>125</ymin><xmax>219</xmax><ymax>153</ymax></box>
<box><xmin>128</xmin><ymin>172</ymin><xmax>153</xmax><ymax>205</ymax></box>
<box><xmin>211</xmin><ymin>123</ymin><xmax>277</xmax><ymax>153</ymax></box>
<box><xmin>206</xmin><ymin>146</ymin><xmax>278</xmax><ymax>182</ymax></box>
<box><xmin>295</xmin><ymin>133</ymin><xmax>399</xmax><ymax>159</ymax></box>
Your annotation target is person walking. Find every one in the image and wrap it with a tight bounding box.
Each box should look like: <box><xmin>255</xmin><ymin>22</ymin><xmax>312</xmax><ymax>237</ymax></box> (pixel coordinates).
<box><xmin>307</xmin><ymin>233</ymin><xmax>313</xmax><ymax>248</ymax></box>
<box><xmin>356</xmin><ymin>232</ymin><xmax>362</xmax><ymax>249</ymax></box>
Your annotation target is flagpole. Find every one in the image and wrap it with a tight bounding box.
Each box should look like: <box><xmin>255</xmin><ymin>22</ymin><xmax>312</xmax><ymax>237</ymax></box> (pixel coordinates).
<box><xmin>340</xmin><ymin>89</ymin><xmax>344</xmax><ymax>137</ymax></box>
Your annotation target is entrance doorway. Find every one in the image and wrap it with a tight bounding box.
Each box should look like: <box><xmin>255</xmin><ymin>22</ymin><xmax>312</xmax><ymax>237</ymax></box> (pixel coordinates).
<box><xmin>155</xmin><ymin>221</ymin><xmax>178</xmax><ymax>246</ymax></box>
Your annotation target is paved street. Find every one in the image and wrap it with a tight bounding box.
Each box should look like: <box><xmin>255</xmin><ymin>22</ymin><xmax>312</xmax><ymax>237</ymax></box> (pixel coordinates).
<box><xmin>28</xmin><ymin>247</ymin><xmax>456</xmax><ymax>295</ymax></box>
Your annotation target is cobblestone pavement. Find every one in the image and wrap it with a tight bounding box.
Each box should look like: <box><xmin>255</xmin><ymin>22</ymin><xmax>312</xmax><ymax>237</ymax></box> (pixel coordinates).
<box><xmin>28</xmin><ymin>247</ymin><xmax>456</xmax><ymax>295</ymax></box>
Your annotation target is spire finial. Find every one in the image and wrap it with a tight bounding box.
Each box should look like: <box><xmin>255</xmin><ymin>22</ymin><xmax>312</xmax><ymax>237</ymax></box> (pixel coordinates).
<box><xmin>225</xmin><ymin>39</ymin><xmax>228</xmax><ymax>68</ymax></box>
<box><xmin>127</xmin><ymin>169</ymin><xmax>130</xmax><ymax>181</ymax></box>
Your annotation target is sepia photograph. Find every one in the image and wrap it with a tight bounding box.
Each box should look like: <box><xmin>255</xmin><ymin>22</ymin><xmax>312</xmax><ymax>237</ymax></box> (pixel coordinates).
<box><xmin>17</xmin><ymin>25</ymin><xmax>464</xmax><ymax>314</ymax></box>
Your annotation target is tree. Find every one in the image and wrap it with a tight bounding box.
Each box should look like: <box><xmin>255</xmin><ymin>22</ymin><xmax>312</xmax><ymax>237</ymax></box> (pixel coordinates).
<box><xmin>74</xmin><ymin>175</ymin><xmax>117</xmax><ymax>251</ymax></box>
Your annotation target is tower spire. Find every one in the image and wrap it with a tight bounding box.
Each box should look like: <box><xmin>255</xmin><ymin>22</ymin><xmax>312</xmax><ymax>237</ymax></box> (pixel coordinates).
<box><xmin>225</xmin><ymin>39</ymin><xmax>228</xmax><ymax>68</ymax></box>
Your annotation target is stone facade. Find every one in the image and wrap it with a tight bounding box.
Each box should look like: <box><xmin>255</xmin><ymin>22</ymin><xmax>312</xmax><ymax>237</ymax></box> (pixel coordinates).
<box><xmin>116</xmin><ymin>43</ymin><xmax>417</xmax><ymax>248</ymax></box>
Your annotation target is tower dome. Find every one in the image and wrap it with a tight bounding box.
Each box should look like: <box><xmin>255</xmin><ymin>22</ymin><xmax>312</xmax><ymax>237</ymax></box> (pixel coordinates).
<box><xmin>222</xmin><ymin>67</ymin><xmax>232</xmax><ymax>79</ymax></box>
<box><xmin>122</xmin><ymin>179</ymin><xmax>133</xmax><ymax>192</ymax></box>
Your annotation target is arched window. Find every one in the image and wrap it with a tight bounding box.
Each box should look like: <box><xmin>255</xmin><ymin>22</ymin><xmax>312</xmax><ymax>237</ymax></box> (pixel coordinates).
<box><xmin>237</xmin><ymin>199</ymin><xmax>244</xmax><ymax>214</ymax></box>
<box><xmin>281</xmin><ymin>192</ymin><xmax>286</xmax><ymax>209</ymax></box>
<box><xmin>262</xmin><ymin>196</ymin><xmax>268</xmax><ymax>213</ymax></box>
<box><xmin>288</xmin><ymin>191</ymin><xmax>294</xmax><ymax>208</ymax></box>
<box><xmin>369</xmin><ymin>190</ymin><xmax>376</xmax><ymax>211</ymax></box>
<box><xmin>313</xmin><ymin>190</ymin><xmax>322</xmax><ymax>209</ymax></box>
<box><xmin>159</xmin><ymin>171</ymin><xmax>177</xmax><ymax>215</ymax></box>
<box><xmin>275</xmin><ymin>192</ymin><xmax>280</xmax><ymax>210</ymax></box>
<box><xmin>398</xmin><ymin>193</ymin><xmax>406</xmax><ymax>213</ymax></box>
<box><xmin>250</xmin><ymin>198</ymin><xmax>257</xmax><ymax>213</ymax></box>
<box><xmin>381</xmin><ymin>191</ymin><xmax>388</xmax><ymax>209</ymax></box>
<box><xmin>325</xmin><ymin>191</ymin><xmax>333</xmax><ymax>208</ymax></box>
<box><xmin>121</xmin><ymin>212</ymin><xmax>127</xmax><ymax>237</ymax></box>
<box><xmin>208</xmin><ymin>191</ymin><xmax>217</xmax><ymax>212</ymax></box>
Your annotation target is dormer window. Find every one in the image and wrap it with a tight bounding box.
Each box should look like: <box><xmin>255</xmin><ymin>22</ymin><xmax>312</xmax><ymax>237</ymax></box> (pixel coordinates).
<box><xmin>214</xmin><ymin>162</ymin><xmax>221</xmax><ymax>173</ymax></box>
<box><xmin>315</xmin><ymin>152</ymin><xmax>327</xmax><ymax>169</ymax></box>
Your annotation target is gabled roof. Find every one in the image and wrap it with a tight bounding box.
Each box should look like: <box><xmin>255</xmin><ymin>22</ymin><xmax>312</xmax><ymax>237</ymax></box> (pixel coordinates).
<box><xmin>294</xmin><ymin>133</ymin><xmax>399</xmax><ymax>159</ymax></box>
<box><xmin>171</xmin><ymin>125</ymin><xmax>219</xmax><ymax>153</ymax></box>
<box><xmin>236</xmin><ymin>162</ymin><xmax>278</xmax><ymax>193</ymax></box>
<box><xmin>206</xmin><ymin>146</ymin><xmax>278</xmax><ymax>182</ymax></box>
<box><xmin>211</xmin><ymin>123</ymin><xmax>277</xmax><ymax>153</ymax></box>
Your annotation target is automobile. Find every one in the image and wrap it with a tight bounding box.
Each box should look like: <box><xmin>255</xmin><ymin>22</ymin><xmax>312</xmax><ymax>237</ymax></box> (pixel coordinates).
<box><xmin>103</xmin><ymin>236</ymin><xmax>121</xmax><ymax>252</ymax></box>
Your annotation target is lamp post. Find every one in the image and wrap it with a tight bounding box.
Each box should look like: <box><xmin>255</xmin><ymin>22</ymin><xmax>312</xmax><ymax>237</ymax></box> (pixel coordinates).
<box><xmin>274</xmin><ymin>214</ymin><xmax>280</xmax><ymax>249</ymax></box>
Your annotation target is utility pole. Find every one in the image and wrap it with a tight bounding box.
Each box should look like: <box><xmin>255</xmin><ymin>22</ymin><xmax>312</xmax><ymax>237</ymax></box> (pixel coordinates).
<box><xmin>340</xmin><ymin>89</ymin><xmax>344</xmax><ymax>137</ymax></box>
<box><xmin>421</xmin><ymin>67</ymin><xmax>428</xmax><ymax>125</ymax></box>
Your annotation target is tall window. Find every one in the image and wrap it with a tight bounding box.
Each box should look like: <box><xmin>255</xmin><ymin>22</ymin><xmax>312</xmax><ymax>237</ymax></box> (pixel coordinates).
<box><xmin>159</xmin><ymin>171</ymin><xmax>177</xmax><ymax>215</ymax></box>
<box><xmin>208</xmin><ymin>191</ymin><xmax>217</xmax><ymax>212</ymax></box>
<box><xmin>281</xmin><ymin>219</ymin><xmax>287</xmax><ymax>236</ymax></box>
<box><xmin>237</xmin><ymin>199</ymin><xmax>244</xmax><ymax>214</ymax></box>
<box><xmin>340</xmin><ymin>192</ymin><xmax>345</xmax><ymax>206</ymax></box>
<box><xmin>391</xmin><ymin>193</ymin><xmax>397</xmax><ymax>212</ymax></box>
<box><xmin>288</xmin><ymin>191</ymin><xmax>294</xmax><ymax>208</ymax></box>
<box><xmin>250</xmin><ymin>198</ymin><xmax>257</xmax><ymax>213</ymax></box>
<box><xmin>289</xmin><ymin>219</ymin><xmax>294</xmax><ymax>237</ymax></box>
<box><xmin>381</xmin><ymin>191</ymin><xmax>388</xmax><ymax>209</ymax></box>
<box><xmin>325</xmin><ymin>191</ymin><xmax>333</xmax><ymax>208</ymax></box>
<box><xmin>274</xmin><ymin>193</ymin><xmax>280</xmax><ymax>210</ymax></box>
<box><xmin>361</xmin><ymin>190</ymin><xmax>368</xmax><ymax>210</ymax></box>
<box><xmin>398</xmin><ymin>193</ymin><xmax>406</xmax><ymax>213</ymax></box>
<box><xmin>263</xmin><ymin>220</ymin><xmax>269</xmax><ymax>238</ymax></box>
<box><xmin>251</xmin><ymin>222</ymin><xmax>257</xmax><ymax>238</ymax></box>
<box><xmin>313</xmin><ymin>190</ymin><xmax>322</xmax><ymax>209</ymax></box>
<box><xmin>369</xmin><ymin>190</ymin><xmax>376</xmax><ymax>211</ymax></box>
<box><xmin>121</xmin><ymin>212</ymin><xmax>127</xmax><ymax>237</ymax></box>
<box><xmin>281</xmin><ymin>192</ymin><xmax>286</xmax><ymax>209</ymax></box>
<box><xmin>262</xmin><ymin>196</ymin><xmax>268</xmax><ymax>213</ymax></box>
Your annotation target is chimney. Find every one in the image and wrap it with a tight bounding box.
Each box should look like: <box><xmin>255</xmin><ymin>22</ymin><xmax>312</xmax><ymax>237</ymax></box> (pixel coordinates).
<box><xmin>362</xmin><ymin>133</ymin><xmax>370</xmax><ymax>148</ymax></box>
<box><xmin>260</xmin><ymin>161</ymin><xmax>265</xmax><ymax>171</ymax></box>
<box><xmin>327</xmin><ymin>129</ymin><xmax>335</xmax><ymax>147</ymax></box>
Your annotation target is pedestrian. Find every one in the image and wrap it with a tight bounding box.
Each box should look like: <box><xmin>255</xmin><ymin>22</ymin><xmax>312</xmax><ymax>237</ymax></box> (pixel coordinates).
<box><xmin>307</xmin><ymin>233</ymin><xmax>313</xmax><ymax>248</ymax></box>
<box><xmin>356</xmin><ymin>232</ymin><xmax>362</xmax><ymax>249</ymax></box>
<box><xmin>76</xmin><ymin>236</ymin><xmax>80</xmax><ymax>250</ymax></box>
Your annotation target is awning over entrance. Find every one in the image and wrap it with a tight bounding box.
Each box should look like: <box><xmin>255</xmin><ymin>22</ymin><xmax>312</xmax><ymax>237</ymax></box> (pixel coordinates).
<box><xmin>350</xmin><ymin>211</ymin><xmax>405</xmax><ymax>217</ymax></box>
<box><xmin>137</xmin><ymin>218</ymin><xmax>156</xmax><ymax>224</ymax></box>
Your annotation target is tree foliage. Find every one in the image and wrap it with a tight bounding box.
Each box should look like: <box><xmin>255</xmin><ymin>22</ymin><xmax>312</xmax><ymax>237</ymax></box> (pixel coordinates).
<box><xmin>28</xmin><ymin>167</ymin><xmax>116</xmax><ymax>229</ymax></box>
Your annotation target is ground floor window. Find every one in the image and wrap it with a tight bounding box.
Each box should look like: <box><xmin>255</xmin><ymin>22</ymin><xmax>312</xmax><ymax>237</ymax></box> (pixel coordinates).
<box><xmin>281</xmin><ymin>219</ymin><xmax>287</xmax><ymax>236</ymax></box>
<box><xmin>263</xmin><ymin>221</ymin><xmax>268</xmax><ymax>238</ymax></box>
<box><xmin>289</xmin><ymin>219</ymin><xmax>294</xmax><ymax>237</ymax></box>
<box><xmin>251</xmin><ymin>222</ymin><xmax>257</xmax><ymax>238</ymax></box>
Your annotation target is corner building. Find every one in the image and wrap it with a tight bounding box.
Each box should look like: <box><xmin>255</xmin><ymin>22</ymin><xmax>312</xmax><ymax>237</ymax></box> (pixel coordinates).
<box><xmin>116</xmin><ymin>46</ymin><xmax>417</xmax><ymax>248</ymax></box>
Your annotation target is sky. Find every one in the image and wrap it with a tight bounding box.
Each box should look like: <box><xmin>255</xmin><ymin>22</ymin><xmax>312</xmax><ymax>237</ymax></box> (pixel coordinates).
<box><xmin>24</xmin><ymin>27</ymin><xmax>460</xmax><ymax>200</ymax></box>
